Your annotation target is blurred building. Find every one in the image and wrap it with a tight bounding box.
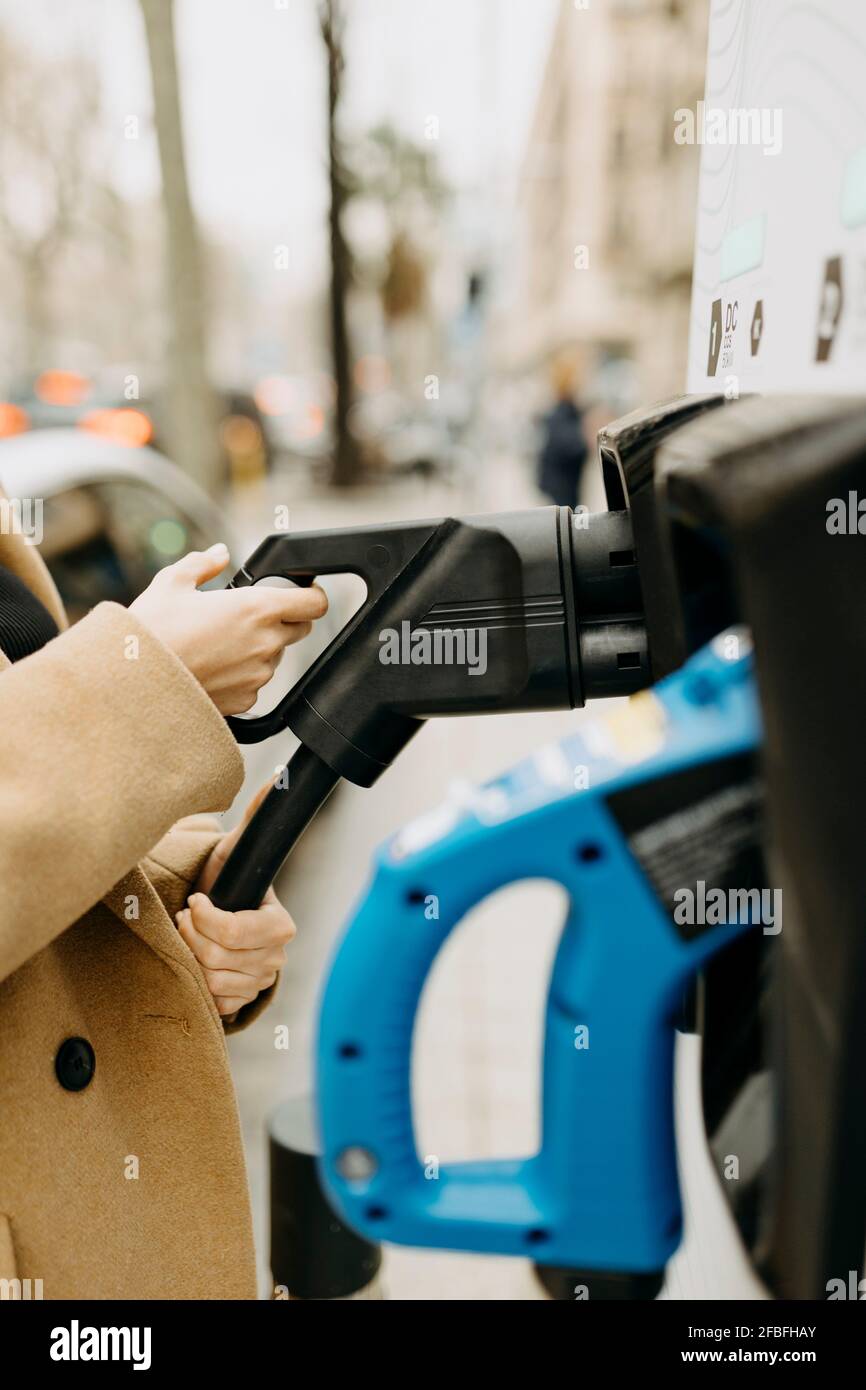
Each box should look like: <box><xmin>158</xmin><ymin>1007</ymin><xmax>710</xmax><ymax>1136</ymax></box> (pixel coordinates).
<box><xmin>502</xmin><ymin>0</ymin><xmax>709</xmax><ymax>407</ymax></box>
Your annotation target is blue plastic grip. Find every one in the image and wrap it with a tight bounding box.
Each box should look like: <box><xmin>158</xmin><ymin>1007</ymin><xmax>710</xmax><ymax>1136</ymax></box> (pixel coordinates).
<box><xmin>317</xmin><ymin>783</ymin><xmax>748</xmax><ymax>1270</ymax></box>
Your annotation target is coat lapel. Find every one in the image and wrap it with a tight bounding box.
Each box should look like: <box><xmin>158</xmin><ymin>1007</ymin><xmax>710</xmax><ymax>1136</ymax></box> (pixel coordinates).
<box><xmin>102</xmin><ymin>869</ymin><xmax>226</xmax><ymax>1039</ymax></box>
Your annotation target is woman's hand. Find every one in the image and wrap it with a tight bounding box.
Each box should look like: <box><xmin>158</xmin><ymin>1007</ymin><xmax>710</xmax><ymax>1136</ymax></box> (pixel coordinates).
<box><xmin>176</xmin><ymin>887</ymin><xmax>294</xmax><ymax>1018</ymax></box>
<box><xmin>129</xmin><ymin>543</ymin><xmax>327</xmax><ymax>715</ymax></box>
<box><xmin>178</xmin><ymin>782</ymin><xmax>295</xmax><ymax>1017</ymax></box>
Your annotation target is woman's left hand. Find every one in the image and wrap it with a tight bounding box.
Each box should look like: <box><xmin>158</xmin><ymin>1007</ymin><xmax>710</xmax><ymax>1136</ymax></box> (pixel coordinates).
<box><xmin>178</xmin><ymin>784</ymin><xmax>296</xmax><ymax>1017</ymax></box>
<box><xmin>176</xmin><ymin>888</ymin><xmax>295</xmax><ymax>1017</ymax></box>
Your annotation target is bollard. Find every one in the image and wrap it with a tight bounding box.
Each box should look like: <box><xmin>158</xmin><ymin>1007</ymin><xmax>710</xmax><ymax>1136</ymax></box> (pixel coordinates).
<box><xmin>534</xmin><ymin>1264</ymin><xmax>664</xmax><ymax>1301</ymax></box>
<box><xmin>269</xmin><ymin>1095</ymin><xmax>383</xmax><ymax>1300</ymax></box>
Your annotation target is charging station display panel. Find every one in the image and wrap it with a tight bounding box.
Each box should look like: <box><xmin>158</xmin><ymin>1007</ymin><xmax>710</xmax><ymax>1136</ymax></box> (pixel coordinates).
<box><xmin>687</xmin><ymin>0</ymin><xmax>866</xmax><ymax>395</ymax></box>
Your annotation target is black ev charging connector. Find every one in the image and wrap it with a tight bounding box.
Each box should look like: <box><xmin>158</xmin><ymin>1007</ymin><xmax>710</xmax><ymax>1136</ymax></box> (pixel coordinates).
<box><xmin>231</xmin><ymin>507</ymin><xmax>647</xmax><ymax>756</ymax></box>
<box><xmin>210</xmin><ymin>505</ymin><xmax>647</xmax><ymax>911</ymax></box>
<box><xmin>596</xmin><ymin>391</ymin><xmax>734</xmax><ymax>679</ymax></box>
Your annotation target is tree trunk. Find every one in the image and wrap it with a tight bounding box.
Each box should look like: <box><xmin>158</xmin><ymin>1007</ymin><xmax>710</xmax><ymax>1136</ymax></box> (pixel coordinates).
<box><xmin>140</xmin><ymin>0</ymin><xmax>219</xmax><ymax>494</ymax></box>
<box><xmin>320</xmin><ymin>0</ymin><xmax>361</xmax><ymax>487</ymax></box>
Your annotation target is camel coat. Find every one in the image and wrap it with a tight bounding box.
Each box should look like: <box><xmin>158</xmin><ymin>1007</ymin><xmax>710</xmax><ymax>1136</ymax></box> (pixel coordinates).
<box><xmin>0</xmin><ymin>521</ymin><xmax>272</xmax><ymax>1299</ymax></box>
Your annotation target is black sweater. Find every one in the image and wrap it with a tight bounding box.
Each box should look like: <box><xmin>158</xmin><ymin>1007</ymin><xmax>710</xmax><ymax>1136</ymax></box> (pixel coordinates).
<box><xmin>0</xmin><ymin>562</ymin><xmax>59</xmax><ymax>662</ymax></box>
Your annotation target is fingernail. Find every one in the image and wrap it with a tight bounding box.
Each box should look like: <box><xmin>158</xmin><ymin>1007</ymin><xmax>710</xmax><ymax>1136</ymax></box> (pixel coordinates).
<box><xmin>209</xmin><ymin>542</ymin><xmax>230</xmax><ymax>559</ymax></box>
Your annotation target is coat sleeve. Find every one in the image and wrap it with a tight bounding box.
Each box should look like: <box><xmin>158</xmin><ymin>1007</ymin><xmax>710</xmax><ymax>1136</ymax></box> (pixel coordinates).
<box><xmin>0</xmin><ymin>601</ymin><xmax>244</xmax><ymax>985</ymax></box>
<box><xmin>142</xmin><ymin>815</ymin><xmax>280</xmax><ymax>1034</ymax></box>
<box><xmin>143</xmin><ymin>814</ymin><xmax>229</xmax><ymax>921</ymax></box>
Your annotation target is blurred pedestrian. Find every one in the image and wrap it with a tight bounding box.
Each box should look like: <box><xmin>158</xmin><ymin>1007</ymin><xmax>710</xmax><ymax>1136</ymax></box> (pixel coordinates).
<box><xmin>537</xmin><ymin>351</ymin><xmax>589</xmax><ymax>509</ymax></box>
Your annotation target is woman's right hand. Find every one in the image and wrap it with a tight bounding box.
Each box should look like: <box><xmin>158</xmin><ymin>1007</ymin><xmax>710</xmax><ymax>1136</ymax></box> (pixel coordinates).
<box><xmin>128</xmin><ymin>543</ymin><xmax>328</xmax><ymax>715</ymax></box>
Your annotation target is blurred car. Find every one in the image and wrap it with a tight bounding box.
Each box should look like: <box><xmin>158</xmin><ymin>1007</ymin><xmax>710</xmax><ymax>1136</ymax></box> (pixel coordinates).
<box><xmin>0</xmin><ymin>427</ymin><xmax>233</xmax><ymax>620</ymax></box>
<box><xmin>0</xmin><ymin>428</ymin><xmax>344</xmax><ymax>832</ymax></box>
<box><xmin>0</xmin><ymin>369</ymin><xmax>275</xmax><ymax>483</ymax></box>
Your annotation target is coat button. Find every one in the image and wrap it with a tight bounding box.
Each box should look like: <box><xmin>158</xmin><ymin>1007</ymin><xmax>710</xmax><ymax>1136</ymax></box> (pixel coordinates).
<box><xmin>55</xmin><ymin>1037</ymin><xmax>96</xmax><ymax>1092</ymax></box>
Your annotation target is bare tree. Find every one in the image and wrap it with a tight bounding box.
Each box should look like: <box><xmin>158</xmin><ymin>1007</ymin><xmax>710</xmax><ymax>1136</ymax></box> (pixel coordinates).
<box><xmin>139</xmin><ymin>0</ymin><xmax>219</xmax><ymax>493</ymax></box>
<box><xmin>353</xmin><ymin>122</ymin><xmax>447</xmax><ymax>324</ymax></box>
<box><xmin>319</xmin><ymin>0</ymin><xmax>362</xmax><ymax>487</ymax></box>
<box><xmin>0</xmin><ymin>37</ymin><xmax>104</xmax><ymax>374</ymax></box>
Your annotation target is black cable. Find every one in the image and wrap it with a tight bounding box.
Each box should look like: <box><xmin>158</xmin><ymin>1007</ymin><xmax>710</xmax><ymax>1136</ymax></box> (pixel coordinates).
<box><xmin>209</xmin><ymin>744</ymin><xmax>340</xmax><ymax>911</ymax></box>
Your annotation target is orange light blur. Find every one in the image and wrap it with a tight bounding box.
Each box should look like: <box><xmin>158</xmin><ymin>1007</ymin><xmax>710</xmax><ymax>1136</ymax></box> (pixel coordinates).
<box><xmin>254</xmin><ymin>375</ymin><xmax>297</xmax><ymax>417</ymax></box>
<box><xmin>219</xmin><ymin>413</ymin><xmax>263</xmax><ymax>454</ymax></box>
<box><xmin>79</xmin><ymin>408</ymin><xmax>153</xmax><ymax>448</ymax></box>
<box><xmin>0</xmin><ymin>402</ymin><xmax>30</xmax><ymax>438</ymax></box>
<box><xmin>296</xmin><ymin>403</ymin><xmax>325</xmax><ymax>440</ymax></box>
<box><xmin>35</xmin><ymin>370</ymin><xmax>91</xmax><ymax>407</ymax></box>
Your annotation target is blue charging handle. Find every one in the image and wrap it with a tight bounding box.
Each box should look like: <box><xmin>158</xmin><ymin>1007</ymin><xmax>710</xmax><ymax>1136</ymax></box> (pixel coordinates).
<box><xmin>317</xmin><ymin>637</ymin><xmax>760</xmax><ymax>1272</ymax></box>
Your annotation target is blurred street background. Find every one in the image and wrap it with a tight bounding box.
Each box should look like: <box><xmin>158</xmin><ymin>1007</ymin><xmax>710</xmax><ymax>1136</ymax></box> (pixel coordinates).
<box><xmin>0</xmin><ymin>0</ymin><xmax>762</xmax><ymax>1298</ymax></box>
